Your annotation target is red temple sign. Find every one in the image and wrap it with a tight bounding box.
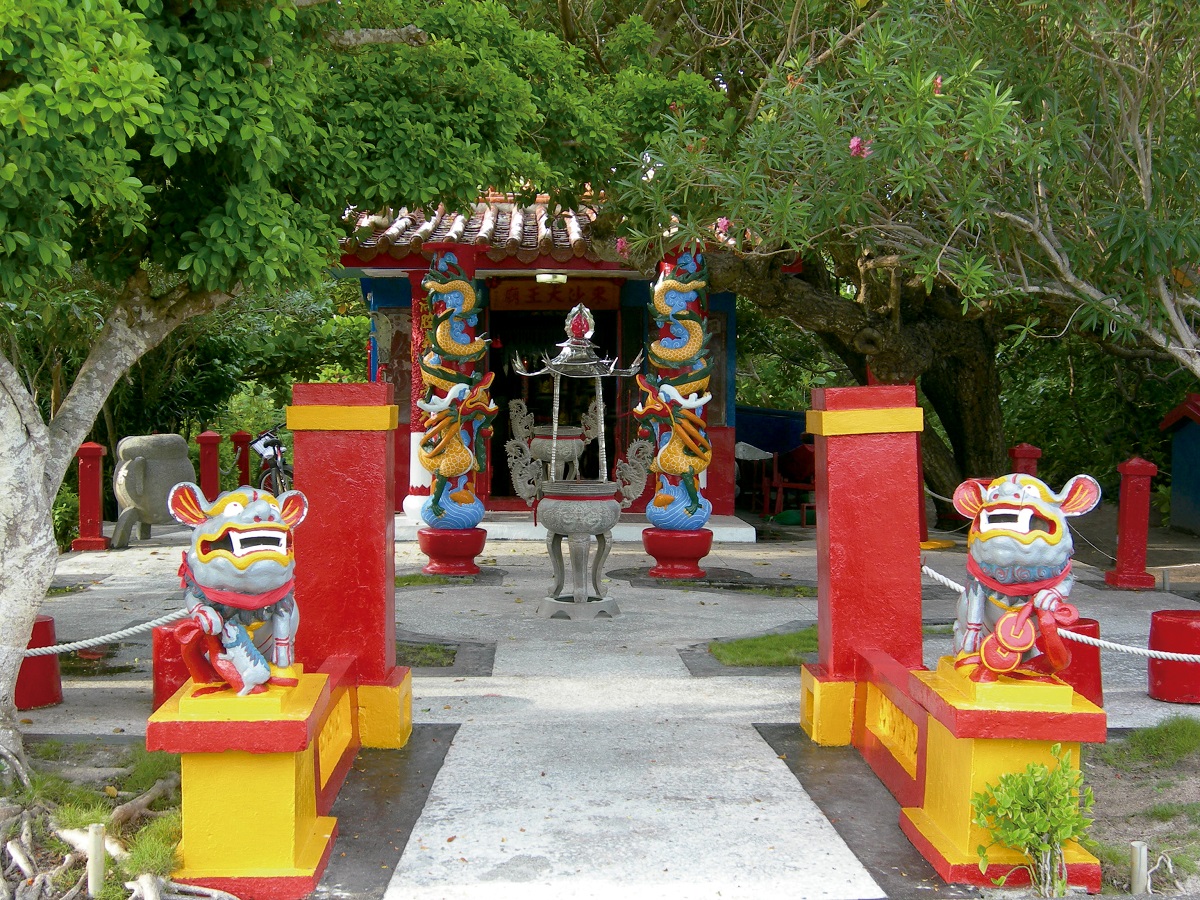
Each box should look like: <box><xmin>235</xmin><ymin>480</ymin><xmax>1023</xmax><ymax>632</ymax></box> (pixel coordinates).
<box><xmin>490</xmin><ymin>279</ymin><xmax>620</xmax><ymax>311</ymax></box>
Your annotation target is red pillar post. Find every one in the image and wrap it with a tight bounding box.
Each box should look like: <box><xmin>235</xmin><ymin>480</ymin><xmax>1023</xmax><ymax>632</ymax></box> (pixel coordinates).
<box><xmin>289</xmin><ymin>382</ymin><xmax>410</xmax><ymax>748</ymax></box>
<box><xmin>196</xmin><ymin>431</ymin><xmax>222</xmax><ymax>500</ymax></box>
<box><xmin>229</xmin><ymin>430</ymin><xmax>251</xmax><ymax>488</ymax></box>
<box><xmin>1105</xmin><ymin>456</ymin><xmax>1158</xmax><ymax>589</ymax></box>
<box><xmin>1008</xmin><ymin>442</ymin><xmax>1042</xmax><ymax>476</ymax></box>
<box><xmin>72</xmin><ymin>442</ymin><xmax>109</xmax><ymax>551</ymax></box>
<box><xmin>801</xmin><ymin>385</ymin><xmax>924</xmax><ymax>745</ymax></box>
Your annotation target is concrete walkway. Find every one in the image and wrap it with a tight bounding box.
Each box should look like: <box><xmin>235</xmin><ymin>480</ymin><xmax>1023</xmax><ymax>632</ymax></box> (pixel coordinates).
<box><xmin>29</xmin><ymin>512</ymin><xmax>1200</xmax><ymax>899</ymax></box>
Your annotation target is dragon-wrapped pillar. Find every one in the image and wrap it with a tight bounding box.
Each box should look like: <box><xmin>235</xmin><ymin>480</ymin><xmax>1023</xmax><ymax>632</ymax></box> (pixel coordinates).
<box><xmin>415</xmin><ymin>251</ymin><xmax>497</xmax><ymax>575</ymax></box>
<box><xmin>634</xmin><ymin>251</ymin><xmax>714</xmax><ymax>578</ymax></box>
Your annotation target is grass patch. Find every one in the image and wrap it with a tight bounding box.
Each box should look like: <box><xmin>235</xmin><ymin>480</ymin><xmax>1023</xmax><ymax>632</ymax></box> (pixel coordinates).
<box><xmin>46</xmin><ymin>584</ymin><xmax>84</xmax><ymax>596</ymax></box>
<box><xmin>123</xmin><ymin>810</ymin><xmax>182</xmax><ymax>877</ymax></box>
<box><xmin>396</xmin><ymin>573</ymin><xmax>474</xmax><ymax>587</ymax></box>
<box><xmin>122</xmin><ymin>748</ymin><xmax>180</xmax><ymax>795</ymax></box>
<box><xmin>396</xmin><ymin>642</ymin><xmax>457</xmax><ymax>667</ymax></box>
<box><xmin>709</xmin><ymin>627</ymin><xmax>818</xmax><ymax>667</ymax></box>
<box><xmin>922</xmin><ymin>624</ymin><xmax>954</xmax><ymax>635</ymax></box>
<box><xmin>1102</xmin><ymin>715</ymin><xmax>1200</xmax><ymax>769</ymax></box>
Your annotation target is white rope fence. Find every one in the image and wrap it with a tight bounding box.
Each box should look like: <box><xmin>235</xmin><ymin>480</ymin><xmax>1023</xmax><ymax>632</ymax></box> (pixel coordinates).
<box><xmin>921</xmin><ymin>564</ymin><xmax>1200</xmax><ymax>664</ymax></box>
<box><xmin>24</xmin><ymin>609</ymin><xmax>188</xmax><ymax>658</ymax></box>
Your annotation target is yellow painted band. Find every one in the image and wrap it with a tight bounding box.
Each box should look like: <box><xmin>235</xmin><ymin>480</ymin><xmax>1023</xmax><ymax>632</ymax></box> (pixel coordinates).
<box><xmin>286</xmin><ymin>405</ymin><xmax>399</xmax><ymax>431</ymax></box>
<box><xmin>806</xmin><ymin>408</ymin><xmax>924</xmax><ymax>436</ymax></box>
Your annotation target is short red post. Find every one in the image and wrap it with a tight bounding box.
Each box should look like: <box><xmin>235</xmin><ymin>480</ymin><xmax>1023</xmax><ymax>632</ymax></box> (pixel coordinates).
<box><xmin>15</xmin><ymin>616</ymin><xmax>63</xmax><ymax>710</ymax></box>
<box><xmin>72</xmin><ymin>442</ymin><xmax>109</xmax><ymax>551</ymax></box>
<box><xmin>1105</xmin><ymin>456</ymin><xmax>1158</xmax><ymax>590</ymax></box>
<box><xmin>1008</xmin><ymin>442</ymin><xmax>1042</xmax><ymax>476</ymax></box>
<box><xmin>229</xmin><ymin>430</ymin><xmax>252</xmax><ymax>488</ymax></box>
<box><xmin>195</xmin><ymin>431</ymin><xmax>222</xmax><ymax>500</ymax></box>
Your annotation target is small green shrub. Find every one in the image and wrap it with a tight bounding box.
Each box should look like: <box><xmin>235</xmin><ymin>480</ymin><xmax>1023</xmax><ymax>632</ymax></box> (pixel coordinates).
<box><xmin>52</xmin><ymin>485</ymin><xmax>80</xmax><ymax>552</ymax></box>
<box><xmin>971</xmin><ymin>744</ymin><xmax>1093</xmax><ymax>897</ymax></box>
<box><xmin>122</xmin><ymin>810</ymin><xmax>181</xmax><ymax>877</ymax></box>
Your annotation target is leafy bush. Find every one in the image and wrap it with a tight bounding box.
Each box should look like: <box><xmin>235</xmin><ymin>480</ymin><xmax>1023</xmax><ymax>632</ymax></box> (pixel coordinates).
<box><xmin>52</xmin><ymin>485</ymin><xmax>79</xmax><ymax>552</ymax></box>
<box><xmin>971</xmin><ymin>744</ymin><xmax>1094</xmax><ymax>897</ymax></box>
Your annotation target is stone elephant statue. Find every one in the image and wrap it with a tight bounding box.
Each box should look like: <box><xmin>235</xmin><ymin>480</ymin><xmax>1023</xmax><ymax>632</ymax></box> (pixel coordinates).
<box><xmin>112</xmin><ymin>434</ymin><xmax>196</xmax><ymax>548</ymax></box>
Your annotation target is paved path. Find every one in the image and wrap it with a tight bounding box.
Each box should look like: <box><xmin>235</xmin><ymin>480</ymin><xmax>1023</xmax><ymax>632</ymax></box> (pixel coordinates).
<box><xmin>31</xmin><ymin>520</ymin><xmax>1200</xmax><ymax>899</ymax></box>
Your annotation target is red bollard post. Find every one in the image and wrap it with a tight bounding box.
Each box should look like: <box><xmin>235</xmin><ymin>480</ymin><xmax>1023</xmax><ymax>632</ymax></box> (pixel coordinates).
<box><xmin>229</xmin><ymin>430</ymin><xmax>252</xmax><ymax>488</ymax></box>
<box><xmin>196</xmin><ymin>431</ymin><xmax>222</xmax><ymax>500</ymax></box>
<box><xmin>1008</xmin><ymin>442</ymin><xmax>1042</xmax><ymax>476</ymax></box>
<box><xmin>1105</xmin><ymin>456</ymin><xmax>1158</xmax><ymax>589</ymax></box>
<box><xmin>72</xmin><ymin>442</ymin><xmax>109</xmax><ymax>551</ymax></box>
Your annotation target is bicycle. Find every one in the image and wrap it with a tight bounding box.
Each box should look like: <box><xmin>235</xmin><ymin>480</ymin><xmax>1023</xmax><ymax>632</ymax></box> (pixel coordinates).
<box><xmin>250</xmin><ymin>426</ymin><xmax>293</xmax><ymax>494</ymax></box>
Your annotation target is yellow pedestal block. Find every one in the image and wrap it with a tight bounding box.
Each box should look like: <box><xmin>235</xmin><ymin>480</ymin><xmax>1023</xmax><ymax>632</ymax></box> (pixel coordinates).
<box><xmin>800</xmin><ymin>664</ymin><xmax>857</xmax><ymax>746</ymax></box>
<box><xmin>357</xmin><ymin>667</ymin><xmax>413</xmax><ymax>749</ymax></box>
<box><xmin>147</xmin><ymin>673</ymin><xmax>342</xmax><ymax>900</ymax></box>
<box><xmin>898</xmin><ymin>656</ymin><xmax>1104</xmax><ymax>893</ymax></box>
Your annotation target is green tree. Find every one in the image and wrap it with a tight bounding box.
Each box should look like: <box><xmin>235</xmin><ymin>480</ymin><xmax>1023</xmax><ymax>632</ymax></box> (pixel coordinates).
<box><xmin>607</xmin><ymin>0</ymin><xmax>1200</xmax><ymax>506</ymax></box>
<box><xmin>0</xmin><ymin>0</ymin><xmax>617</xmax><ymax>762</ymax></box>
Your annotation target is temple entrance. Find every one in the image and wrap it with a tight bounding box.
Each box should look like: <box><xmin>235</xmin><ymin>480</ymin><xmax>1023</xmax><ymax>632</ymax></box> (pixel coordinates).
<box><xmin>485</xmin><ymin>306</ymin><xmax>625</xmax><ymax>504</ymax></box>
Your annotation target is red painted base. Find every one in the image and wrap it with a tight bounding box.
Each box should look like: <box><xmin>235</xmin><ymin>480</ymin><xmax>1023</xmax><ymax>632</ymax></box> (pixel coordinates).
<box><xmin>1058</xmin><ymin>618</ymin><xmax>1103</xmax><ymax>708</ymax></box>
<box><xmin>1149</xmin><ymin>610</ymin><xmax>1200</xmax><ymax>703</ymax></box>
<box><xmin>176</xmin><ymin>822</ymin><xmax>337</xmax><ymax>900</ymax></box>
<box><xmin>16</xmin><ymin>616</ymin><xmax>63</xmax><ymax>711</ymax></box>
<box><xmin>642</xmin><ymin>528</ymin><xmax>714</xmax><ymax>579</ymax></box>
<box><xmin>152</xmin><ymin>625</ymin><xmax>190</xmax><ymax>711</ymax></box>
<box><xmin>1104</xmin><ymin>568</ymin><xmax>1157</xmax><ymax>589</ymax></box>
<box><xmin>418</xmin><ymin>527</ymin><xmax>487</xmax><ymax>576</ymax></box>
<box><xmin>70</xmin><ymin>536</ymin><xmax>110</xmax><ymax>551</ymax></box>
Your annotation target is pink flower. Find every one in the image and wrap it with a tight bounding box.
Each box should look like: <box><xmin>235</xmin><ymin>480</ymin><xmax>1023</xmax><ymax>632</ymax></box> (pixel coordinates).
<box><xmin>849</xmin><ymin>136</ymin><xmax>873</xmax><ymax>158</ymax></box>
<box><xmin>716</xmin><ymin>217</ymin><xmax>731</xmax><ymax>236</ymax></box>
<box><xmin>934</xmin><ymin>75</ymin><xmax>942</xmax><ymax>96</ymax></box>
<box><xmin>616</xmin><ymin>237</ymin><xmax>629</xmax><ymax>258</ymax></box>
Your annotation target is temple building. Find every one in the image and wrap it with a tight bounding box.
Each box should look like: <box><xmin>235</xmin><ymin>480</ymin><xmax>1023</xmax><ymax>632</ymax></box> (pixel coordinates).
<box><xmin>340</xmin><ymin>201</ymin><xmax>740</xmax><ymax>524</ymax></box>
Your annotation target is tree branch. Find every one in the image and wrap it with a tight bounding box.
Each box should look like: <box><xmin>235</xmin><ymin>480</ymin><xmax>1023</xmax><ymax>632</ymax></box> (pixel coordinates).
<box><xmin>325</xmin><ymin>26</ymin><xmax>429</xmax><ymax>50</ymax></box>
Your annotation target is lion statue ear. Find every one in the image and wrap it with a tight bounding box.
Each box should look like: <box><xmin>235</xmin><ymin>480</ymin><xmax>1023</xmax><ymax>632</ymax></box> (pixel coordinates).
<box><xmin>952</xmin><ymin>478</ymin><xmax>988</xmax><ymax>520</ymax></box>
<box><xmin>277</xmin><ymin>490</ymin><xmax>309</xmax><ymax>529</ymax></box>
<box><xmin>1055</xmin><ymin>475</ymin><xmax>1102</xmax><ymax>517</ymax></box>
<box><xmin>168</xmin><ymin>482</ymin><xmax>209</xmax><ymax>526</ymax></box>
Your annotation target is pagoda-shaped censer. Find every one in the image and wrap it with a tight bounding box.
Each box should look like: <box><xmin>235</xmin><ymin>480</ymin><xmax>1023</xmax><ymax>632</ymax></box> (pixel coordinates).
<box><xmin>505</xmin><ymin>304</ymin><xmax>651</xmax><ymax>619</ymax></box>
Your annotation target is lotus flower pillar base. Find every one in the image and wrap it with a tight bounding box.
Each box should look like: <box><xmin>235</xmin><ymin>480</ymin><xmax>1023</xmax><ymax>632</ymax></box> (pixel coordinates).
<box><xmin>643</xmin><ymin>527</ymin><xmax>713</xmax><ymax>579</ymax></box>
<box><xmin>417</xmin><ymin>527</ymin><xmax>487</xmax><ymax>576</ymax></box>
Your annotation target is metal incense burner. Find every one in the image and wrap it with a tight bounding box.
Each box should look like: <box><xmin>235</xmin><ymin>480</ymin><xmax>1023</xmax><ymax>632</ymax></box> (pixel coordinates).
<box><xmin>505</xmin><ymin>305</ymin><xmax>651</xmax><ymax>619</ymax></box>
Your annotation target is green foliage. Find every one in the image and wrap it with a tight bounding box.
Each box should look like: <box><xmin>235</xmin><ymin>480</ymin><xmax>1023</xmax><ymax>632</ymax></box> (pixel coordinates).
<box><xmin>121</xmin><ymin>748</ymin><xmax>180</xmax><ymax>796</ymax></box>
<box><xmin>999</xmin><ymin>335</ymin><xmax>1189</xmax><ymax>492</ymax></box>
<box><xmin>734</xmin><ymin>297</ymin><xmax>854</xmax><ymax>410</ymax></box>
<box><xmin>1100</xmin><ymin>715</ymin><xmax>1200</xmax><ymax>770</ymax></box>
<box><xmin>52</xmin><ymin>484</ymin><xmax>79</xmax><ymax>553</ymax></box>
<box><xmin>971</xmin><ymin>744</ymin><xmax>1093</xmax><ymax>897</ymax></box>
<box><xmin>708</xmin><ymin>627</ymin><xmax>819</xmax><ymax>667</ymax></box>
<box><xmin>395</xmin><ymin>642</ymin><xmax>457</xmax><ymax>668</ymax></box>
<box><xmin>53</xmin><ymin>799</ymin><xmax>113</xmax><ymax>830</ymax></box>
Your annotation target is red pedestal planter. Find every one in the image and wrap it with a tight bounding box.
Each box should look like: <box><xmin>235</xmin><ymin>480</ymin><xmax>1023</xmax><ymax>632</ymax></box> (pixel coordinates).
<box><xmin>643</xmin><ymin>528</ymin><xmax>713</xmax><ymax>579</ymax></box>
<box><xmin>1149</xmin><ymin>610</ymin><xmax>1200</xmax><ymax>703</ymax></box>
<box><xmin>152</xmin><ymin>624</ymin><xmax>191</xmax><ymax>711</ymax></box>
<box><xmin>418</xmin><ymin>527</ymin><xmax>487</xmax><ymax>576</ymax></box>
<box><xmin>16</xmin><ymin>616</ymin><xmax>63</xmax><ymax>711</ymax></box>
<box><xmin>1057</xmin><ymin>618</ymin><xmax>1103</xmax><ymax>708</ymax></box>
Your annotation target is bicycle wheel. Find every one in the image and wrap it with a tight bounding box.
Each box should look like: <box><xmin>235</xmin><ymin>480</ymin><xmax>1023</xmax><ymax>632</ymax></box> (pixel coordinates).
<box><xmin>278</xmin><ymin>465</ymin><xmax>293</xmax><ymax>493</ymax></box>
<box><xmin>259</xmin><ymin>468</ymin><xmax>280</xmax><ymax>494</ymax></box>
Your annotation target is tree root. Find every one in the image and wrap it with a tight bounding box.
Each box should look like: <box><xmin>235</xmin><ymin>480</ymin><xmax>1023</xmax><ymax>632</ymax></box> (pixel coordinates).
<box><xmin>111</xmin><ymin>775</ymin><xmax>180</xmax><ymax>831</ymax></box>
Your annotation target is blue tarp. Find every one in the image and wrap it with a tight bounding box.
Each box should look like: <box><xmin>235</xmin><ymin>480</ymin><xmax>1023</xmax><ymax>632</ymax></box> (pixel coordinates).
<box><xmin>735</xmin><ymin>405</ymin><xmax>808</xmax><ymax>454</ymax></box>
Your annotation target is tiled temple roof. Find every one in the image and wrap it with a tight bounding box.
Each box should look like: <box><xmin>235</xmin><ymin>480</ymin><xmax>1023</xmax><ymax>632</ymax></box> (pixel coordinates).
<box><xmin>342</xmin><ymin>202</ymin><xmax>605</xmax><ymax>264</ymax></box>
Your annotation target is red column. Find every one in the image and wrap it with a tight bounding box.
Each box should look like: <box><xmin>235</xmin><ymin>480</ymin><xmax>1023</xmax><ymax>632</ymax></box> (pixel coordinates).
<box><xmin>196</xmin><ymin>431</ymin><xmax>222</xmax><ymax>500</ymax></box>
<box><xmin>72</xmin><ymin>442</ymin><xmax>109</xmax><ymax>551</ymax></box>
<box><xmin>1008</xmin><ymin>442</ymin><xmax>1042</xmax><ymax>476</ymax></box>
<box><xmin>811</xmin><ymin>385</ymin><xmax>925</xmax><ymax>678</ymax></box>
<box><xmin>290</xmin><ymin>382</ymin><xmax>398</xmax><ymax>684</ymax></box>
<box><xmin>1105</xmin><ymin>456</ymin><xmax>1158</xmax><ymax>589</ymax></box>
<box><xmin>229</xmin><ymin>431</ymin><xmax>251</xmax><ymax>488</ymax></box>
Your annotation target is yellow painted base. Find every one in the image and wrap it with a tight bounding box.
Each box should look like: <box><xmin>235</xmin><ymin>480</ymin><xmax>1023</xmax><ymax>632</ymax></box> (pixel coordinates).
<box><xmin>918</xmin><ymin>656</ymin><xmax>1100</xmax><ymax>714</ymax></box>
<box><xmin>920</xmin><ymin>539</ymin><xmax>956</xmax><ymax>550</ymax></box>
<box><xmin>357</xmin><ymin>671</ymin><xmax>413</xmax><ymax>749</ymax></box>
<box><xmin>175</xmin><ymin>813</ymin><xmax>336</xmax><ymax>881</ymax></box>
<box><xmin>800</xmin><ymin>665</ymin><xmax>856</xmax><ymax>746</ymax></box>
<box><xmin>902</xmin><ymin>805</ymin><xmax>1098</xmax><ymax>869</ymax></box>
